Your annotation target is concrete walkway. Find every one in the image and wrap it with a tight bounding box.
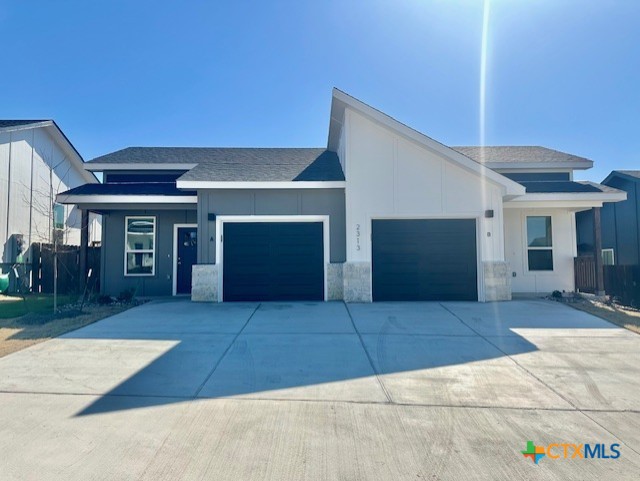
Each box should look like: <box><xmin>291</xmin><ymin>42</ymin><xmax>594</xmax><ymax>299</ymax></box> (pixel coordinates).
<box><xmin>0</xmin><ymin>300</ymin><xmax>638</xmax><ymax>479</ymax></box>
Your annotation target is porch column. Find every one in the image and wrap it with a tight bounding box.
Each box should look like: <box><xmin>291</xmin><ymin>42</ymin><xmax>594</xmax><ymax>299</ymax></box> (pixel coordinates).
<box><xmin>593</xmin><ymin>207</ymin><xmax>605</xmax><ymax>296</ymax></box>
<box><xmin>78</xmin><ymin>209</ymin><xmax>89</xmax><ymax>292</ymax></box>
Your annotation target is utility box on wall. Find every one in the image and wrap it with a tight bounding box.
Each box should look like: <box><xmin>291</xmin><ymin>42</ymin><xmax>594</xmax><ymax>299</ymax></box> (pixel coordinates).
<box><xmin>8</xmin><ymin>233</ymin><xmax>26</xmax><ymax>263</ymax></box>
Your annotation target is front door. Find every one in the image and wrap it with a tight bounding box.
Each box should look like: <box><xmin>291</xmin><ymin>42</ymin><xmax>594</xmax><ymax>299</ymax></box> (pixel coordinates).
<box><xmin>176</xmin><ymin>226</ymin><xmax>197</xmax><ymax>294</ymax></box>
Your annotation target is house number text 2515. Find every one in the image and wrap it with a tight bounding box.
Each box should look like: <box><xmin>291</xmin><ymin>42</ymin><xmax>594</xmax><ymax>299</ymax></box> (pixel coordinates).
<box><xmin>356</xmin><ymin>224</ymin><xmax>361</xmax><ymax>251</ymax></box>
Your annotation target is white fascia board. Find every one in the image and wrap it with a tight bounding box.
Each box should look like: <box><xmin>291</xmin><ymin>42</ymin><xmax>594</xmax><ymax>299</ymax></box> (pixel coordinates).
<box><xmin>328</xmin><ymin>89</ymin><xmax>525</xmax><ymax>197</ymax></box>
<box><xmin>56</xmin><ymin>194</ymin><xmax>198</xmax><ymax>204</ymax></box>
<box><xmin>0</xmin><ymin>121</ymin><xmax>53</xmax><ymax>134</ymax></box>
<box><xmin>45</xmin><ymin>124</ymin><xmax>99</xmax><ymax>184</ymax></box>
<box><xmin>176</xmin><ymin>180</ymin><xmax>346</xmax><ymax>190</ymax></box>
<box><xmin>485</xmin><ymin>161</ymin><xmax>593</xmax><ymax>170</ymax></box>
<box><xmin>504</xmin><ymin>192</ymin><xmax>626</xmax><ymax>209</ymax></box>
<box><xmin>84</xmin><ymin>163</ymin><xmax>198</xmax><ymax>171</ymax></box>
<box><xmin>0</xmin><ymin>121</ymin><xmax>97</xmax><ymax>184</ymax></box>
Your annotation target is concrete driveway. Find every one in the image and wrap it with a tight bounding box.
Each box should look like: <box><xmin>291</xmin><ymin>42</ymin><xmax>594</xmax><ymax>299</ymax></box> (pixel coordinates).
<box><xmin>0</xmin><ymin>300</ymin><xmax>639</xmax><ymax>480</ymax></box>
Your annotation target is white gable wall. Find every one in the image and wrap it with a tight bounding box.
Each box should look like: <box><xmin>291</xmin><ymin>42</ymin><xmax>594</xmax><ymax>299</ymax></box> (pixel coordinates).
<box><xmin>0</xmin><ymin>126</ymin><xmax>97</xmax><ymax>263</ymax></box>
<box><xmin>342</xmin><ymin>108</ymin><xmax>506</xmax><ymax>301</ymax></box>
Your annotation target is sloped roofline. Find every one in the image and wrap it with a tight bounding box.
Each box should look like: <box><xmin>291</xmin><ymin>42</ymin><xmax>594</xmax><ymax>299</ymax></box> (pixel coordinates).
<box><xmin>327</xmin><ymin>88</ymin><xmax>525</xmax><ymax>197</ymax></box>
<box><xmin>0</xmin><ymin>120</ymin><xmax>97</xmax><ymax>184</ymax></box>
<box><xmin>603</xmin><ymin>170</ymin><xmax>640</xmax><ymax>185</ymax></box>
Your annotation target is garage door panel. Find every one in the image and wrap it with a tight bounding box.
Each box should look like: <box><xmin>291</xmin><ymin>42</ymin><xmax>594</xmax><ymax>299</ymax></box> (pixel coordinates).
<box><xmin>223</xmin><ymin>222</ymin><xmax>324</xmax><ymax>301</ymax></box>
<box><xmin>372</xmin><ymin>219</ymin><xmax>477</xmax><ymax>301</ymax></box>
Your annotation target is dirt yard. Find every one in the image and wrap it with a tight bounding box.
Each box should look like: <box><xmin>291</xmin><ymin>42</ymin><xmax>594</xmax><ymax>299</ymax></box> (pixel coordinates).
<box><xmin>568</xmin><ymin>298</ymin><xmax>640</xmax><ymax>335</ymax></box>
<box><xmin>0</xmin><ymin>295</ymin><xmax>131</xmax><ymax>358</ymax></box>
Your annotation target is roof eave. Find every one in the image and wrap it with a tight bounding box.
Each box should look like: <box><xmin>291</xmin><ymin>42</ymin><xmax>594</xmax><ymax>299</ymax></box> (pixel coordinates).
<box><xmin>0</xmin><ymin>120</ymin><xmax>53</xmax><ymax>133</ymax></box>
<box><xmin>488</xmin><ymin>161</ymin><xmax>593</xmax><ymax>170</ymax></box>
<box><xmin>175</xmin><ymin>180</ymin><xmax>346</xmax><ymax>190</ymax></box>
<box><xmin>56</xmin><ymin>193</ymin><xmax>198</xmax><ymax>204</ymax></box>
<box><xmin>603</xmin><ymin>171</ymin><xmax>640</xmax><ymax>184</ymax></box>
<box><xmin>505</xmin><ymin>191</ymin><xmax>626</xmax><ymax>203</ymax></box>
<box><xmin>85</xmin><ymin>163</ymin><xmax>198</xmax><ymax>171</ymax></box>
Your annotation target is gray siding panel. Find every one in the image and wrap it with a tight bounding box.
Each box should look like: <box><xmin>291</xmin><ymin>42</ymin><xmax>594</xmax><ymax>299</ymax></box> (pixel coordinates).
<box><xmin>197</xmin><ymin>189</ymin><xmax>346</xmax><ymax>264</ymax></box>
<box><xmin>101</xmin><ymin>209</ymin><xmax>196</xmax><ymax>296</ymax></box>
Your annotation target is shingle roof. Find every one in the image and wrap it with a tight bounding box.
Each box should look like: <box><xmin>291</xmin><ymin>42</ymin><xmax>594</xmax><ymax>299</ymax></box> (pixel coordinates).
<box><xmin>89</xmin><ymin>147</ymin><xmax>345</xmax><ymax>182</ymax></box>
<box><xmin>577</xmin><ymin>181</ymin><xmax>626</xmax><ymax>194</ymax></box>
<box><xmin>59</xmin><ymin>182</ymin><xmax>195</xmax><ymax>197</ymax></box>
<box><xmin>0</xmin><ymin>120</ymin><xmax>49</xmax><ymax>129</ymax></box>
<box><xmin>452</xmin><ymin>146</ymin><xmax>592</xmax><ymax>165</ymax></box>
<box><xmin>612</xmin><ymin>170</ymin><xmax>640</xmax><ymax>179</ymax></box>
<box><xmin>518</xmin><ymin>181</ymin><xmax>602</xmax><ymax>193</ymax></box>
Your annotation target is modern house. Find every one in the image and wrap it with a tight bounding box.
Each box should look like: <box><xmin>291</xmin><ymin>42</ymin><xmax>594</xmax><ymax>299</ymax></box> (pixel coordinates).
<box><xmin>57</xmin><ymin>89</ymin><xmax>625</xmax><ymax>302</ymax></box>
<box><xmin>1</xmin><ymin>120</ymin><xmax>101</xmax><ymax>268</ymax></box>
<box><xmin>577</xmin><ymin>170</ymin><xmax>640</xmax><ymax>266</ymax></box>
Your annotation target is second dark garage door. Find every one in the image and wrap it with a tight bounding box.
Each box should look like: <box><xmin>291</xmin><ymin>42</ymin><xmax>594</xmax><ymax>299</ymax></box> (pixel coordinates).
<box><xmin>223</xmin><ymin>222</ymin><xmax>324</xmax><ymax>301</ymax></box>
<box><xmin>372</xmin><ymin>219</ymin><xmax>478</xmax><ymax>301</ymax></box>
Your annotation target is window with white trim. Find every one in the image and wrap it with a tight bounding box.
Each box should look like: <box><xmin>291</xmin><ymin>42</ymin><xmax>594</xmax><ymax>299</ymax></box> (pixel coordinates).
<box><xmin>125</xmin><ymin>216</ymin><xmax>155</xmax><ymax>276</ymax></box>
<box><xmin>602</xmin><ymin>248</ymin><xmax>615</xmax><ymax>266</ymax></box>
<box><xmin>526</xmin><ymin>216</ymin><xmax>553</xmax><ymax>271</ymax></box>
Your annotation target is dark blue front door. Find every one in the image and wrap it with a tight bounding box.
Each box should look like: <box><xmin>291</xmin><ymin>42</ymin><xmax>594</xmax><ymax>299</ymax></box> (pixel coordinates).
<box><xmin>177</xmin><ymin>227</ymin><xmax>197</xmax><ymax>294</ymax></box>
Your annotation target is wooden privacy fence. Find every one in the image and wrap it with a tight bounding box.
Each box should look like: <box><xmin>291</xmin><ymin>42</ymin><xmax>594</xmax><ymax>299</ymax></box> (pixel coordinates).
<box><xmin>31</xmin><ymin>243</ymin><xmax>101</xmax><ymax>295</ymax></box>
<box><xmin>603</xmin><ymin>264</ymin><xmax>640</xmax><ymax>307</ymax></box>
<box><xmin>574</xmin><ymin>256</ymin><xmax>597</xmax><ymax>294</ymax></box>
<box><xmin>575</xmin><ymin>256</ymin><xmax>640</xmax><ymax>307</ymax></box>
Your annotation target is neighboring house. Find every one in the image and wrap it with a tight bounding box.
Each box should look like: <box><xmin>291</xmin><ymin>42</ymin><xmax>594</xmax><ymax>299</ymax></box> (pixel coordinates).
<box><xmin>57</xmin><ymin>89</ymin><xmax>625</xmax><ymax>302</ymax></box>
<box><xmin>576</xmin><ymin>170</ymin><xmax>640</xmax><ymax>266</ymax></box>
<box><xmin>0</xmin><ymin>120</ymin><xmax>101</xmax><ymax>267</ymax></box>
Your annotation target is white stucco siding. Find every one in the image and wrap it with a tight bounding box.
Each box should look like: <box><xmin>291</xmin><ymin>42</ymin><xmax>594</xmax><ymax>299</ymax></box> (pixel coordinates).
<box><xmin>504</xmin><ymin>207</ymin><xmax>576</xmax><ymax>293</ymax></box>
<box><xmin>343</xmin><ymin>108</ymin><xmax>504</xmax><ymax>264</ymax></box>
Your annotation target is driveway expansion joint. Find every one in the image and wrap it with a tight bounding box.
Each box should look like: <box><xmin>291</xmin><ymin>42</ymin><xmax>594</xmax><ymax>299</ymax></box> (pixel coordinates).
<box><xmin>192</xmin><ymin>303</ymin><xmax>262</xmax><ymax>399</ymax></box>
<box><xmin>343</xmin><ymin>302</ymin><xmax>394</xmax><ymax>404</ymax></box>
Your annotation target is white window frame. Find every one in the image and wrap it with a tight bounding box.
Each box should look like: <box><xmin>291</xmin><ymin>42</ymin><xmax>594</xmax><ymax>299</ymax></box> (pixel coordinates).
<box><xmin>124</xmin><ymin>216</ymin><xmax>156</xmax><ymax>277</ymax></box>
<box><xmin>602</xmin><ymin>248</ymin><xmax>615</xmax><ymax>266</ymax></box>
<box><xmin>526</xmin><ymin>215</ymin><xmax>554</xmax><ymax>272</ymax></box>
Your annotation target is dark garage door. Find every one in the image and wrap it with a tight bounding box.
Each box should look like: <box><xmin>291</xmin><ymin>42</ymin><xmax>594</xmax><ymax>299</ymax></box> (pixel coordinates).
<box><xmin>372</xmin><ymin>219</ymin><xmax>477</xmax><ymax>301</ymax></box>
<box><xmin>223</xmin><ymin>222</ymin><xmax>324</xmax><ymax>301</ymax></box>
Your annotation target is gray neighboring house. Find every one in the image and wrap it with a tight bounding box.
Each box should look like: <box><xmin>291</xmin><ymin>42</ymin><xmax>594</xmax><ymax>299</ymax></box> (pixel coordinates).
<box><xmin>0</xmin><ymin>120</ymin><xmax>101</xmax><ymax>271</ymax></box>
<box><xmin>577</xmin><ymin>170</ymin><xmax>640</xmax><ymax>266</ymax></box>
<box><xmin>57</xmin><ymin>89</ymin><xmax>624</xmax><ymax>302</ymax></box>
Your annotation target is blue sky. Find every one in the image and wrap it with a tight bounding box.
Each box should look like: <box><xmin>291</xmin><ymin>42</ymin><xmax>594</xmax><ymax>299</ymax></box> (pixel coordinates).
<box><xmin>1</xmin><ymin>0</ymin><xmax>638</xmax><ymax>181</ymax></box>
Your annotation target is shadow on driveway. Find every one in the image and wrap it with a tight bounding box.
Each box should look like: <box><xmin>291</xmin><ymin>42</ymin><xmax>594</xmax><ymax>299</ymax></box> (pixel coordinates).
<box><xmin>0</xmin><ymin>298</ymin><xmax>625</xmax><ymax>416</ymax></box>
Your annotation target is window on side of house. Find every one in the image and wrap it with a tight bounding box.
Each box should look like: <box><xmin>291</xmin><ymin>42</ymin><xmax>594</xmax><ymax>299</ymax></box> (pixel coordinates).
<box><xmin>526</xmin><ymin>216</ymin><xmax>553</xmax><ymax>271</ymax></box>
<box><xmin>602</xmin><ymin>248</ymin><xmax>615</xmax><ymax>266</ymax></box>
<box><xmin>125</xmin><ymin>216</ymin><xmax>156</xmax><ymax>276</ymax></box>
<box><xmin>53</xmin><ymin>203</ymin><xmax>65</xmax><ymax>230</ymax></box>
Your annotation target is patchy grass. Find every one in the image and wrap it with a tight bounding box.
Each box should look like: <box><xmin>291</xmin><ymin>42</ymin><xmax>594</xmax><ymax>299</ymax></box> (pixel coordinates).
<box><xmin>0</xmin><ymin>297</ymin><xmax>132</xmax><ymax>358</ymax></box>
<box><xmin>569</xmin><ymin>298</ymin><xmax>640</xmax><ymax>335</ymax></box>
<box><xmin>0</xmin><ymin>294</ymin><xmax>77</xmax><ymax>319</ymax></box>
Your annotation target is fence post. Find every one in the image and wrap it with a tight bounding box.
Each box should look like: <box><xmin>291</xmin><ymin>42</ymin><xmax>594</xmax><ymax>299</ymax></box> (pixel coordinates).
<box><xmin>31</xmin><ymin>243</ymin><xmax>41</xmax><ymax>293</ymax></box>
<box><xmin>79</xmin><ymin>209</ymin><xmax>89</xmax><ymax>292</ymax></box>
<box><xmin>593</xmin><ymin>207</ymin><xmax>605</xmax><ymax>296</ymax></box>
